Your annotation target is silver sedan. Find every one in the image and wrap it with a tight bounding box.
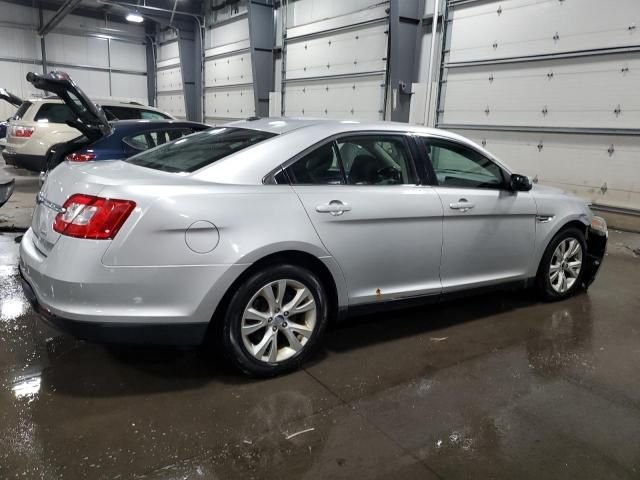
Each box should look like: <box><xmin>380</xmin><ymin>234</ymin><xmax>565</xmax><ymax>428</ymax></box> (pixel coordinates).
<box><xmin>19</xmin><ymin>118</ymin><xmax>608</xmax><ymax>376</ymax></box>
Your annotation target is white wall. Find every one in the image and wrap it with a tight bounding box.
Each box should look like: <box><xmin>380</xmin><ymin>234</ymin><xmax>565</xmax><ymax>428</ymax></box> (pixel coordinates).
<box><xmin>437</xmin><ymin>0</ymin><xmax>640</xmax><ymax>213</ymax></box>
<box><xmin>281</xmin><ymin>0</ymin><xmax>389</xmax><ymax>120</ymax></box>
<box><xmin>0</xmin><ymin>0</ymin><xmax>148</xmax><ymax>120</ymax></box>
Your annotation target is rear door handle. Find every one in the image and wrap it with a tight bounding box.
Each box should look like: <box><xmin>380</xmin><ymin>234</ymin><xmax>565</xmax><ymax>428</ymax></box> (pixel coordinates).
<box><xmin>449</xmin><ymin>199</ymin><xmax>475</xmax><ymax>212</ymax></box>
<box><xmin>316</xmin><ymin>200</ymin><xmax>351</xmax><ymax>216</ymax></box>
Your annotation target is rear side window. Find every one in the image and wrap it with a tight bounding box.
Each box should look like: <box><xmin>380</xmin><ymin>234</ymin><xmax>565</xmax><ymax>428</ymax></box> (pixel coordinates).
<box><xmin>126</xmin><ymin>127</ymin><xmax>275</xmax><ymax>173</ymax></box>
<box><xmin>12</xmin><ymin>101</ymin><xmax>32</xmax><ymax>120</ymax></box>
<box><xmin>34</xmin><ymin>103</ymin><xmax>75</xmax><ymax>123</ymax></box>
<box><xmin>103</xmin><ymin>106</ymin><xmax>141</xmax><ymax>120</ymax></box>
<box><xmin>140</xmin><ymin>110</ymin><xmax>171</xmax><ymax>120</ymax></box>
<box><xmin>123</xmin><ymin>128</ymin><xmax>198</xmax><ymax>151</ymax></box>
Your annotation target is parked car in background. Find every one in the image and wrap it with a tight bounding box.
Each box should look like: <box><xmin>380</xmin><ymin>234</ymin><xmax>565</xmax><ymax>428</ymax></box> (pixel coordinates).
<box><xmin>4</xmin><ymin>72</ymin><xmax>173</xmax><ymax>172</ymax></box>
<box><xmin>19</xmin><ymin>115</ymin><xmax>608</xmax><ymax>378</ymax></box>
<box><xmin>0</xmin><ymin>88</ymin><xmax>24</xmax><ymax>151</ymax></box>
<box><xmin>22</xmin><ymin>72</ymin><xmax>208</xmax><ymax>179</ymax></box>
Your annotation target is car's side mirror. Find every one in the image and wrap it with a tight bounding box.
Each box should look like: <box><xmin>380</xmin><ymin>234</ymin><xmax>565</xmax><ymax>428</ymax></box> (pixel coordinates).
<box><xmin>510</xmin><ymin>173</ymin><xmax>532</xmax><ymax>192</ymax></box>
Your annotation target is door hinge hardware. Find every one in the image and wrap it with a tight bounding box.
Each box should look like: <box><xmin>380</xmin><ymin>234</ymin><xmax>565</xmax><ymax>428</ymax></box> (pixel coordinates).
<box><xmin>614</xmin><ymin>105</ymin><xmax>622</xmax><ymax>117</ymax></box>
<box><xmin>628</xmin><ymin>24</ymin><xmax>636</xmax><ymax>31</ymax></box>
<box><xmin>541</xmin><ymin>106</ymin><xmax>548</xmax><ymax>116</ymax></box>
<box><xmin>484</xmin><ymin>106</ymin><xmax>490</xmax><ymax>115</ymax></box>
<box><xmin>496</xmin><ymin>5</ymin><xmax>502</xmax><ymax>15</ymax></box>
<box><xmin>553</xmin><ymin>32</ymin><xmax>560</xmax><ymax>41</ymax></box>
<box><xmin>481</xmin><ymin>138</ymin><xmax>487</xmax><ymax>147</ymax></box>
<box><xmin>547</xmin><ymin>71</ymin><xmax>554</xmax><ymax>79</ymax></box>
<box><xmin>601</xmin><ymin>182</ymin><xmax>608</xmax><ymax>194</ymax></box>
<box><xmin>492</xmin><ymin>41</ymin><xmax>498</xmax><ymax>49</ymax></box>
<box><xmin>533</xmin><ymin>175</ymin><xmax>539</xmax><ymax>184</ymax></box>
<box><xmin>537</xmin><ymin>141</ymin><xmax>544</xmax><ymax>151</ymax></box>
<box><xmin>488</xmin><ymin>73</ymin><xmax>494</xmax><ymax>83</ymax></box>
<box><xmin>607</xmin><ymin>144</ymin><xmax>615</xmax><ymax>156</ymax></box>
<box><xmin>621</xmin><ymin>66</ymin><xmax>629</xmax><ymax>74</ymax></box>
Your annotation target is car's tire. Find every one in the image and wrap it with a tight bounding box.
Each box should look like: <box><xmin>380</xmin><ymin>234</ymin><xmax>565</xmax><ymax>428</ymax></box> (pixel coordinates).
<box><xmin>221</xmin><ymin>264</ymin><xmax>329</xmax><ymax>377</ymax></box>
<box><xmin>536</xmin><ymin>227</ymin><xmax>587</xmax><ymax>301</ymax></box>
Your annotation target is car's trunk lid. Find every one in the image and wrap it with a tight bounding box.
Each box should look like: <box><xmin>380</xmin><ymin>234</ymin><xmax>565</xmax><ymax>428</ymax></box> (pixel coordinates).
<box><xmin>31</xmin><ymin>160</ymin><xmax>197</xmax><ymax>255</ymax></box>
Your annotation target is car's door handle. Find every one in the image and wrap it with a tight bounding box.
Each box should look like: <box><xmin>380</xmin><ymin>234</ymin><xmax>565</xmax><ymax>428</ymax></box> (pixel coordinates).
<box><xmin>449</xmin><ymin>199</ymin><xmax>475</xmax><ymax>212</ymax></box>
<box><xmin>316</xmin><ymin>200</ymin><xmax>352</xmax><ymax>216</ymax></box>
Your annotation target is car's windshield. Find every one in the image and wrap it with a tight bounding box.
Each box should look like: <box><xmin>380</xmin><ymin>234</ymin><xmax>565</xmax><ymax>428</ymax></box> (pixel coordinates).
<box><xmin>125</xmin><ymin>127</ymin><xmax>276</xmax><ymax>173</ymax></box>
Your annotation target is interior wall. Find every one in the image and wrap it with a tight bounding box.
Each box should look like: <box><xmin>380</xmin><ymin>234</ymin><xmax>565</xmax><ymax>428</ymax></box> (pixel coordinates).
<box><xmin>0</xmin><ymin>0</ymin><xmax>149</xmax><ymax>120</ymax></box>
<box><xmin>437</xmin><ymin>0</ymin><xmax>640</xmax><ymax>213</ymax></box>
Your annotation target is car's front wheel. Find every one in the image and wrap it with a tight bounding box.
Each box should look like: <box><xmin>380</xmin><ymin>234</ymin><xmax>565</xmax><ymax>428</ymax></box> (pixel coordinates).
<box><xmin>537</xmin><ymin>227</ymin><xmax>587</xmax><ymax>301</ymax></box>
<box><xmin>221</xmin><ymin>264</ymin><xmax>328</xmax><ymax>377</ymax></box>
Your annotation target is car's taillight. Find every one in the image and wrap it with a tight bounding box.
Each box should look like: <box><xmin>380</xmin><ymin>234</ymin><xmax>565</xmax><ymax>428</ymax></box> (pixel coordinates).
<box><xmin>65</xmin><ymin>152</ymin><xmax>96</xmax><ymax>162</ymax></box>
<box><xmin>53</xmin><ymin>194</ymin><xmax>136</xmax><ymax>240</ymax></box>
<box><xmin>12</xmin><ymin>126</ymin><xmax>34</xmax><ymax>138</ymax></box>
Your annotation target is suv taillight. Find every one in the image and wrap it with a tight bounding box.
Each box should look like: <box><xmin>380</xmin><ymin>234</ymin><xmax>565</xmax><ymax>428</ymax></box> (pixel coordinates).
<box><xmin>53</xmin><ymin>194</ymin><xmax>136</xmax><ymax>240</ymax></box>
<box><xmin>66</xmin><ymin>152</ymin><xmax>96</xmax><ymax>162</ymax></box>
<box><xmin>12</xmin><ymin>126</ymin><xmax>34</xmax><ymax>138</ymax></box>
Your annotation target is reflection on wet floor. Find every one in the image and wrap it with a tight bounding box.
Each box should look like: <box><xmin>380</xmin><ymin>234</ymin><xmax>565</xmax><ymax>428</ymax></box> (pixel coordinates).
<box><xmin>1</xmin><ymin>231</ymin><xmax>639</xmax><ymax>479</ymax></box>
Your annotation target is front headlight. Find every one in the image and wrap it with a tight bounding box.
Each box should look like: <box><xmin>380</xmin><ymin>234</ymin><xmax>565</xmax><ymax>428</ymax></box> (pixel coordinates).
<box><xmin>590</xmin><ymin>215</ymin><xmax>608</xmax><ymax>236</ymax></box>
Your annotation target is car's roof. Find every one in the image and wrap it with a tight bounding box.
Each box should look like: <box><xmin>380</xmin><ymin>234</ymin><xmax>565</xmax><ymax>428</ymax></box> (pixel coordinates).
<box><xmin>223</xmin><ymin>116</ymin><xmax>469</xmax><ymax>142</ymax></box>
<box><xmin>26</xmin><ymin>97</ymin><xmax>167</xmax><ymax>112</ymax></box>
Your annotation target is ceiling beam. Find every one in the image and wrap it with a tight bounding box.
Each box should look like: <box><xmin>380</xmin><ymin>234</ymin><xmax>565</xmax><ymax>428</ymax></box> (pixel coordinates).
<box><xmin>38</xmin><ymin>0</ymin><xmax>83</xmax><ymax>36</ymax></box>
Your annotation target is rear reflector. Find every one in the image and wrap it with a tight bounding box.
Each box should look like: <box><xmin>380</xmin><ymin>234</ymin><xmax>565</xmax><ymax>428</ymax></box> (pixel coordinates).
<box><xmin>66</xmin><ymin>152</ymin><xmax>96</xmax><ymax>162</ymax></box>
<box><xmin>12</xmin><ymin>126</ymin><xmax>34</xmax><ymax>138</ymax></box>
<box><xmin>53</xmin><ymin>194</ymin><xmax>136</xmax><ymax>240</ymax></box>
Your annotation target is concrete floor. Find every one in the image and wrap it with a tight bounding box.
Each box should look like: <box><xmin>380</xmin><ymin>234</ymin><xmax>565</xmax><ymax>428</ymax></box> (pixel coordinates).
<box><xmin>1</xmin><ymin>231</ymin><xmax>639</xmax><ymax>479</ymax></box>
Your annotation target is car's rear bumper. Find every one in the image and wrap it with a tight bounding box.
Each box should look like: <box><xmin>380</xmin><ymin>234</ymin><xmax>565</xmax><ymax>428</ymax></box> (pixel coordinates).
<box><xmin>3</xmin><ymin>151</ymin><xmax>45</xmax><ymax>171</ymax></box>
<box><xmin>582</xmin><ymin>226</ymin><xmax>607</xmax><ymax>288</ymax></box>
<box><xmin>18</xmin><ymin>228</ymin><xmax>247</xmax><ymax>345</ymax></box>
<box><xmin>19</xmin><ymin>268</ymin><xmax>208</xmax><ymax>345</ymax></box>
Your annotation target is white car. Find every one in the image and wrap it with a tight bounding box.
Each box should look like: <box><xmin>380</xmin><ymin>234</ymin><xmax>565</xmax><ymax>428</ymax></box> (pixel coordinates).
<box><xmin>19</xmin><ymin>110</ymin><xmax>608</xmax><ymax>377</ymax></box>
<box><xmin>4</xmin><ymin>81</ymin><xmax>172</xmax><ymax>172</ymax></box>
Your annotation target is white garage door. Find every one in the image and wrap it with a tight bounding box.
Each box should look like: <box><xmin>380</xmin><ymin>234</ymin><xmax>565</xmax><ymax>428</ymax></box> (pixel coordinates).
<box><xmin>282</xmin><ymin>0</ymin><xmax>389</xmax><ymax>121</ymax></box>
<box><xmin>156</xmin><ymin>33</ymin><xmax>186</xmax><ymax>119</ymax></box>
<box><xmin>204</xmin><ymin>13</ymin><xmax>255</xmax><ymax>124</ymax></box>
<box><xmin>438</xmin><ymin>0</ymin><xmax>640</xmax><ymax>213</ymax></box>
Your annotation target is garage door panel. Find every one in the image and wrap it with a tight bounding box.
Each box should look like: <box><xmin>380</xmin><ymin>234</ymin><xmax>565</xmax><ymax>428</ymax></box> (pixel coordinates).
<box><xmin>284</xmin><ymin>74</ymin><xmax>384</xmax><ymax>120</ymax></box>
<box><xmin>110</xmin><ymin>73</ymin><xmax>147</xmax><ymax>104</ymax></box>
<box><xmin>204</xmin><ymin>51</ymin><xmax>253</xmax><ymax>88</ymax></box>
<box><xmin>286</xmin><ymin>22</ymin><xmax>387</xmax><ymax>80</ymax></box>
<box><xmin>157</xmin><ymin>67</ymin><xmax>183</xmax><ymax>93</ymax></box>
<box><xmin>0</xmin><ymin>26</ymin><xmax>41</xmax><ymax>60</ymax></box>
<box><xmin>46</xmin><ymin>33</ymin><xmax>109</xmax><ymax>68</ymax></box>
<box><xmin>449</xmin><ymin>0</ymin><xmax>640</xmax><ymax>63</ymax></box>
<box><xmin>453</xmin><ymin>129</ymin><xmax>640</xmax><ymax>210</ymax></box>
<box><xmin>443</xmin><ymin>53</ymin><xmax>640</xmax><ymax>128</ymax></box>
<box><xmin>110</xmin><ymin>41</ymin><xmax>146</xmax><ymax>73</ymax></box>
<box><xmin>204</xmin><ymin>86</ymin><xmax>255</xmax><ymax>120</ymax></box>
<box><xmin>157</xmin><ymin>93</ymin><xmax>186</xmax><ymax>119</ymax></box>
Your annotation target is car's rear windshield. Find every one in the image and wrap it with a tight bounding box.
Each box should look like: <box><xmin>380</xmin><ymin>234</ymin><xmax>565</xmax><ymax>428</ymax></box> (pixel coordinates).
<box><xmin>125</xmin><ymin>127</ymin><xmax>276</xmax><ymax>173</ymax></box>
<box><xmin>34</xmin><ymin>103</ymin><xmax>76</xmax><ymax>123</ymax></box>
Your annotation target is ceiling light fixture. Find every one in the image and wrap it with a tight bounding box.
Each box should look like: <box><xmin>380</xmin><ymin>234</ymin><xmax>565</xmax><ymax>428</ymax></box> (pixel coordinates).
<box><xmin>126</xmin><ymin>12</ymin><xmax>144</xmax><ymax>23</ymax></box>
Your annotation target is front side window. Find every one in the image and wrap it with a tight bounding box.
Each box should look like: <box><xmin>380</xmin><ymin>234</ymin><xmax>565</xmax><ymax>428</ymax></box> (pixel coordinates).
<box><xmin>285</xmin><ymin>134</ymin><xmax>417</xmax><ymax>186</ymax></box>
<box><xmin>126</xmin><ymin>127</ymin><xmax>275</xmax><ymax>173</ymax></box>
<box><xmin>338</xmin><ymin>136</ymin><xmax>416</xmax><ymax>185</ymax></box>
<box><xmin>424</xmin><ymin>139</ymin><xmax>504</xmax><ymax>189</ymax></box>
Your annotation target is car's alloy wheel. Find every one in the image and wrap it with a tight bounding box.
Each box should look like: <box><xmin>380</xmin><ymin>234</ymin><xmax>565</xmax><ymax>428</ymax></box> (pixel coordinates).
<box><xmin>240</xmin><ymin>279</ymin><xmax>317</xmax><ymax>363</ymax></box>
<box><xmin>549</xmin><ymin>238</ymin><xmax>583</xmax><ymax>293</ymax></box>
<box><xmin>537</xmin><ymin>227</ymin><xmax>587</xmax><ymax>301</ymax></box>
<box><xmin>221</xmin><ymin>264</ymin><xmax>328</xmax><ymax>377</ymax></box>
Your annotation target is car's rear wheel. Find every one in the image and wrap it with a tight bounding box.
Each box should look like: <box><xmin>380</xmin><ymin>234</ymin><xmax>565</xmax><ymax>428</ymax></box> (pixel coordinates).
<box><xmin>221</xmin><ymin>264</ymin><xmax>328</xmax><ymax>377</ymax></box>
<box><xmin>537</xmin><ymin>227</ymin><xmax>586</xmax><ymax>301</ymax></box>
